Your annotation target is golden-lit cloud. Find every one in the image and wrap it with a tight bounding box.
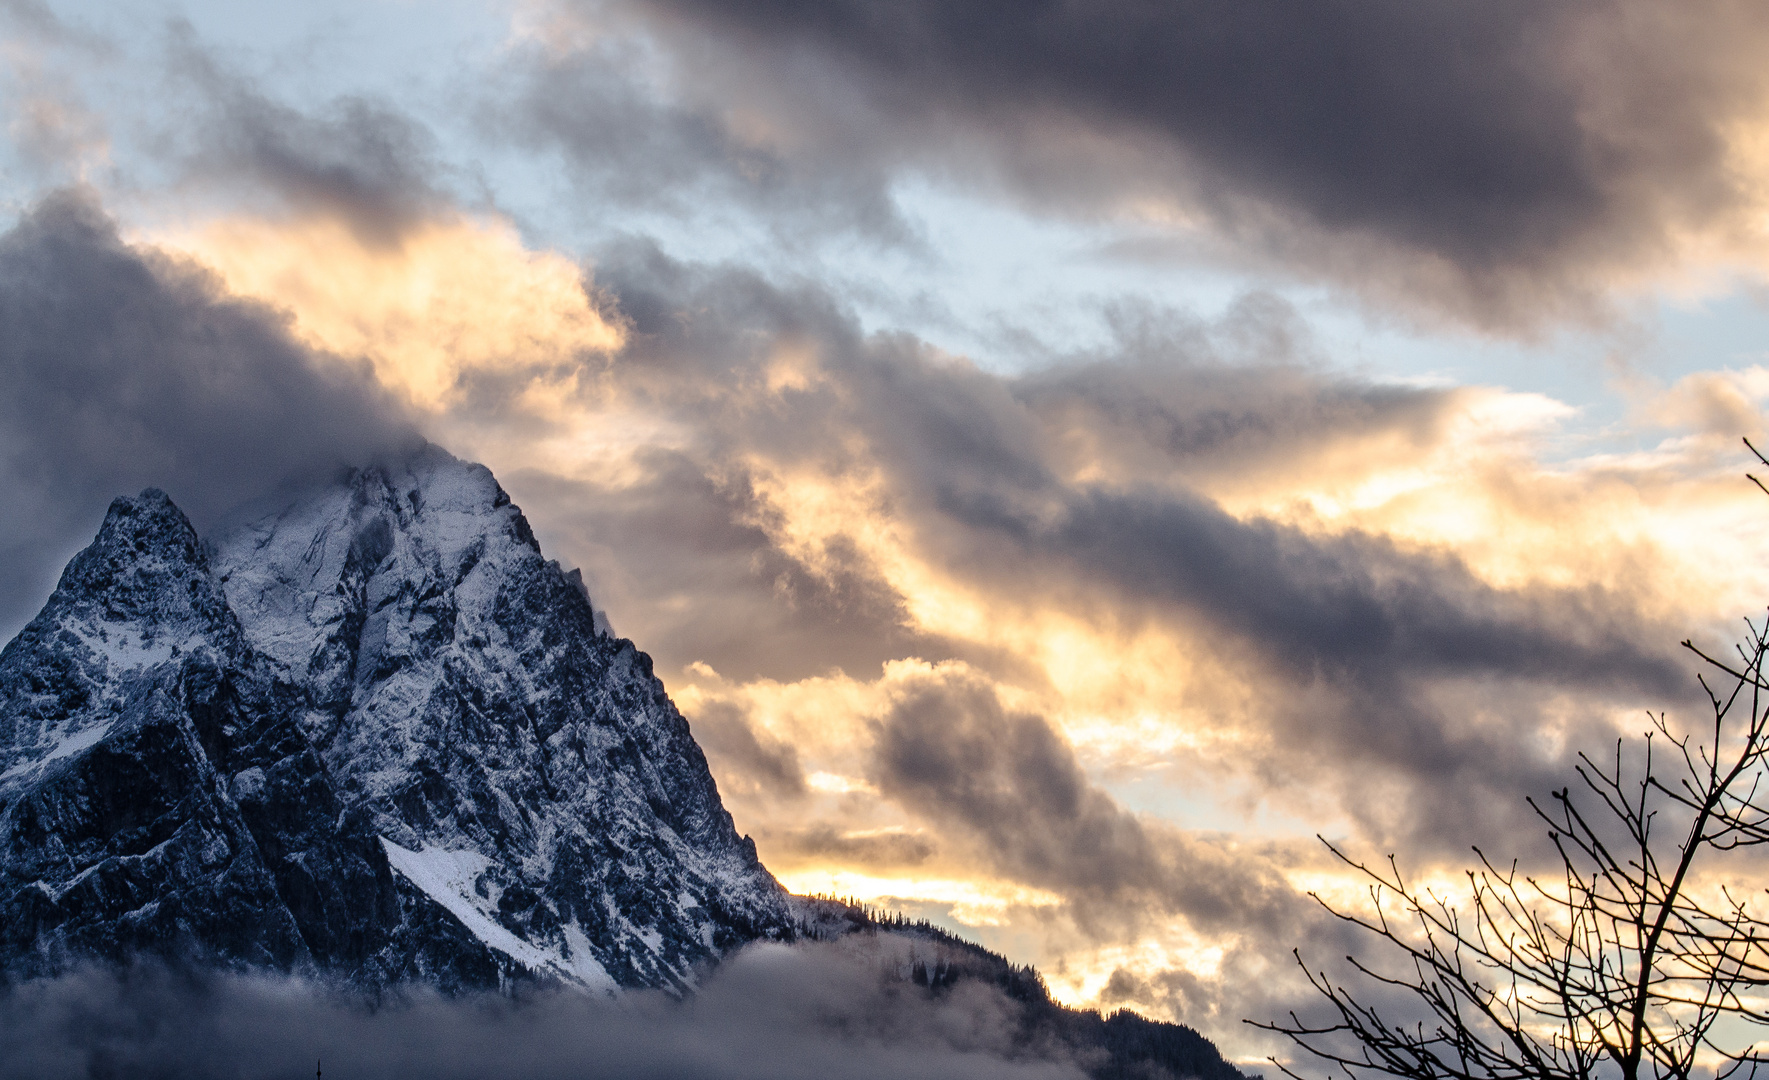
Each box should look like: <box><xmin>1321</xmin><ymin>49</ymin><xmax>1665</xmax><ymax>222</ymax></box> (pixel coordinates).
<box><xmin>146</xmin><ymin>214</ymin><xmax>625</xmax><ymax>409</ymax></box>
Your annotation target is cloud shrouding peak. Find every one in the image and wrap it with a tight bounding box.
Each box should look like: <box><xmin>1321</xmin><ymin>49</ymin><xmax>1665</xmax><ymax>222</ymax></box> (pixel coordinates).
<box><xmin>0</xmin><ymin>190</ymin><xmax>418</xmax><ymax>637</ymax></box>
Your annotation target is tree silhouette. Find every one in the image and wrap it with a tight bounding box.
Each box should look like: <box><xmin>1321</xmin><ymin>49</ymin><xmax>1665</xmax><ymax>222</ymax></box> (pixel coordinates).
<box><xmin>1255</xmin><ymin>444</ymin><xmax>1769</xmax><ymax>1080</ymax></box>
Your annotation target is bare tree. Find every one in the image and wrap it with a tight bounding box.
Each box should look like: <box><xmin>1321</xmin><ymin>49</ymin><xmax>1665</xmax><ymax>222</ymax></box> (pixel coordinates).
<box><xmin>1254</xmin><ymin>450</ymin><xmax>1769</xmax><ymax>1080</ymax></box>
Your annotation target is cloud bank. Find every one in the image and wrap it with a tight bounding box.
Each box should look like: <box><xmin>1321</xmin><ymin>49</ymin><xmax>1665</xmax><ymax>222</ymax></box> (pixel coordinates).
<box><xmin>0</xmin><ymin>942</ymin><xmax>1086</xmax><ymax>1080</ymax></box>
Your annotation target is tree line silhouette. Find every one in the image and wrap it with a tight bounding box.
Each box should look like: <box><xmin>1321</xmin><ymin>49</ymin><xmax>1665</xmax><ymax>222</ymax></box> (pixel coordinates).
<box><xmin>793</xmin><ymin>894</ymin><xmax>1249</xmax><ymax>1080</ymax></box>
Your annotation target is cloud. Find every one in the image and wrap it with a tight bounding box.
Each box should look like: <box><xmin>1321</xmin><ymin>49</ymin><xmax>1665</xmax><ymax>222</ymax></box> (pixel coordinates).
<box><xmin>773</xmin><ymin>823</ymin><xmax>937</xmax><ymax>871</ymax></box>
<box><xmin>166</xmin><ymin>26</ymin><xmax>450</xmax><ymax>248</ymax></box>
<box><xmin>58</xmin><ymin>205</ymin><xmax>1746</xmax><ymax>1045</ymax></box>
<box><xmin>0</xmin><ymin>189</ymin><xmax>418</xmax><ymax>639</ymax></box>
<box><xmin>945</xmin><ymin>477</ymin><xmax>1690</xmax><ymax>688</ymax></box>
<box><xmin>0</xmin><ymin>944</ymin><xmax>1087</xmax><ymax>1080</ymax></box>
<box><xmin>504</xmin><ymin>450</ymin><xmax>926</xmax><ymax>686</ymax></box>
<box><xmin>0</xmin><ymin>0</ymin><xmax>115</xmax><ymax>187</ymax></box>
<box><xmin>490</xmin><ymin>27</ymin><xmax>918</xmax><ymax>249</ymax></box>
<box><xmin>582</xmin><ymin>0</ymin><xmax>1769</xmax><ymax>325</ymax></box>
<box><xmin>868</xmin><ymin>664</ymin><xmax>1301</xmax><ymax>940</ymax></box>
<box><xmin>688</xmin><ymin>697</ymin><xmax>809</xmax><ymax>798</ymax></box>
<box><xmin>155</xmin><ymin>213</ymin><xmax>626</xmax><ymax>409</ymax></box>
<box><xmin>415</xmin><ymin>244</ymin><xmax>1707</xmax><ymax>871</ymax></box>
<box><xmin>1637</xmin><ymin>366</ymin><xmax>1769</xmax><ymax>440</ymax></box>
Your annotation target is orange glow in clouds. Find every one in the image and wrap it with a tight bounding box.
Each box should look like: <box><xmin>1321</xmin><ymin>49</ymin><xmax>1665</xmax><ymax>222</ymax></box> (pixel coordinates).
<box><xmin>148</xmin><ymin>214</ymin><xmax>626</xmax><ymax>408</ymax></box>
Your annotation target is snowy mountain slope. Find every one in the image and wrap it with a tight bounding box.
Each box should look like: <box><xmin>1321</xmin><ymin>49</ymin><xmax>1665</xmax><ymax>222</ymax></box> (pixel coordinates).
<box><xmin>209</xmin><ymin>446</ymin><xmax>790</xmax><ymax>988</ymax></box>
<box><xmin>0</xmin><ymin>448</ymin><xmax>790</xmax><ymax>991</ymax></box>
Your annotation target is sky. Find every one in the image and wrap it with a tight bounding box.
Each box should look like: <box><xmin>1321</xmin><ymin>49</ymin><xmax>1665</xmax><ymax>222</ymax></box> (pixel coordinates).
<box><xmin>7</xmin><ymin>0</ymin><xmax>1769</xmax><ymax>1066</ymax></box>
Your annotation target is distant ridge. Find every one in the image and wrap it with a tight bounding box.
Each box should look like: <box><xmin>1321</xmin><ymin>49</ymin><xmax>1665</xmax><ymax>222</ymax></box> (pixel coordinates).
<box><xmin>792</xmin><ymin>896</ymin><xmax>1254</xmax><ymax>1080</ymax></box>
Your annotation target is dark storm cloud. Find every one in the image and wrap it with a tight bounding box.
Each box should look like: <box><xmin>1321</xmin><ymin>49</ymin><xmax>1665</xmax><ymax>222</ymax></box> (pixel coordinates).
<box><xmin>505</xmin><ymin>448</ymin><xmax>927</xmax><ymax>685</ymax></box>
<box><xmin>0</xmin><ymin>945</ymin><xmax>1082</xmax><ymax>1080</ymax></box>
<box><xmin>869</xmin><ymin>668</ymin><xmax>1299</xmax><ymax>938</ymax></box>
<box><xmin>493</xmin><ymin>38</ymin><xmax>916</xmax><ymax>247</ymax></box>
<box><xmin>0</xmin><ymin>189</ymin><xmax>418</xmax><ymax>638</ymax></box>
<box><xmin>1011</xmin><ymin>297</ymin><xmax>1449</xmax><ymax>486</ymax></box>
<box><xmin>687</xmin><ymin>698</ymin><xmax>809</xmax><ymax>797</ymax></box>
<box><xmin>169</xmin><ymin>28</ymin><xmax>447</xmax><ymax>246</ymax></box>
<box><xmin>938</xmin><ymin>481</ymin><xmax>1695</xmax><ymax>851</ymax></box>
<box><xmin>954</xmin><ymin>485</ymin><xmax>1683</xmax><ymax>692</ymax></box>
<box><xmin>601</xmin><ymin>0</ymin><xmax>1769</xmax><ymax>323</ymax></box>
<box><xmin>857</xmin><ymin>667</ymin><xmax>1382</xmax><ymax>1051</ymax></box>
<box><xmin>773</xmin><ymin>824</ymin><xmax>937</xmax><ymax>871</ymax></box>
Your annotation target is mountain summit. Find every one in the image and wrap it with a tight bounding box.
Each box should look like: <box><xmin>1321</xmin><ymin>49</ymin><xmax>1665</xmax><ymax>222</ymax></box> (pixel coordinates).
<box><xmin>0</xmin><ymin>447</ymin><xmax>789</xmax><ymax>991</ymax></box>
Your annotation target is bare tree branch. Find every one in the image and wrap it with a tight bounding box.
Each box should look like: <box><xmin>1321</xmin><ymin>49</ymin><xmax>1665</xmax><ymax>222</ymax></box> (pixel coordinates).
<box><xmin>1254</xmin><ymin>451</ymin><xmax>1769</xmax><ymax>1080</ymax></box>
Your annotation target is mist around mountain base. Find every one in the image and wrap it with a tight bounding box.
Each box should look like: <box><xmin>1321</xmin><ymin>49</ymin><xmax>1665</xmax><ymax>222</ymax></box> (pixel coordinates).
<box><xmin>0</xmin><ymin>936</ymin><xmax>1080</xmax><ymax>1080</ymax></box>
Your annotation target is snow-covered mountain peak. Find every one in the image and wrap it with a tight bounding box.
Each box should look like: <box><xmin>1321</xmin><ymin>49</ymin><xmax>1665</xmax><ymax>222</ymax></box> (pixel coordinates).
<box><xmin>209</xmin><ymin>447</ymin><xmax>535</xmax><ymax>673</ymax></box>
<box><xmin>0</xmin><ymin>447</ymin><xmax>791</xmax><ymax>991</ymax></box>
<box><xmin>46</xmin><ymin>487</ymin><xmax>238</xmax><ymax>663</ymax></box>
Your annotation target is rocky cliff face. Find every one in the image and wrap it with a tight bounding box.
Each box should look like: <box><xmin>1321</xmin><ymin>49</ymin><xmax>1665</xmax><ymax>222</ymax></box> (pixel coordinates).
<box><xmin>0</xmin><ymin>447</ymin><xmax>789</xmax><ymax>992</ymax></box>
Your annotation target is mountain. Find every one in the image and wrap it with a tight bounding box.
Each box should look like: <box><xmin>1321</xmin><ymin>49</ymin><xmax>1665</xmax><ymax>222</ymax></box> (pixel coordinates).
<box><xmin>0</xmin><ymin>447</ymin><xmax>1253</xmax><ymax>1080</ymax></box>
<box><xmin>0</xmin><ymin>447</ymin><xmax>789</xmax><ymax>992</ymax></box>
